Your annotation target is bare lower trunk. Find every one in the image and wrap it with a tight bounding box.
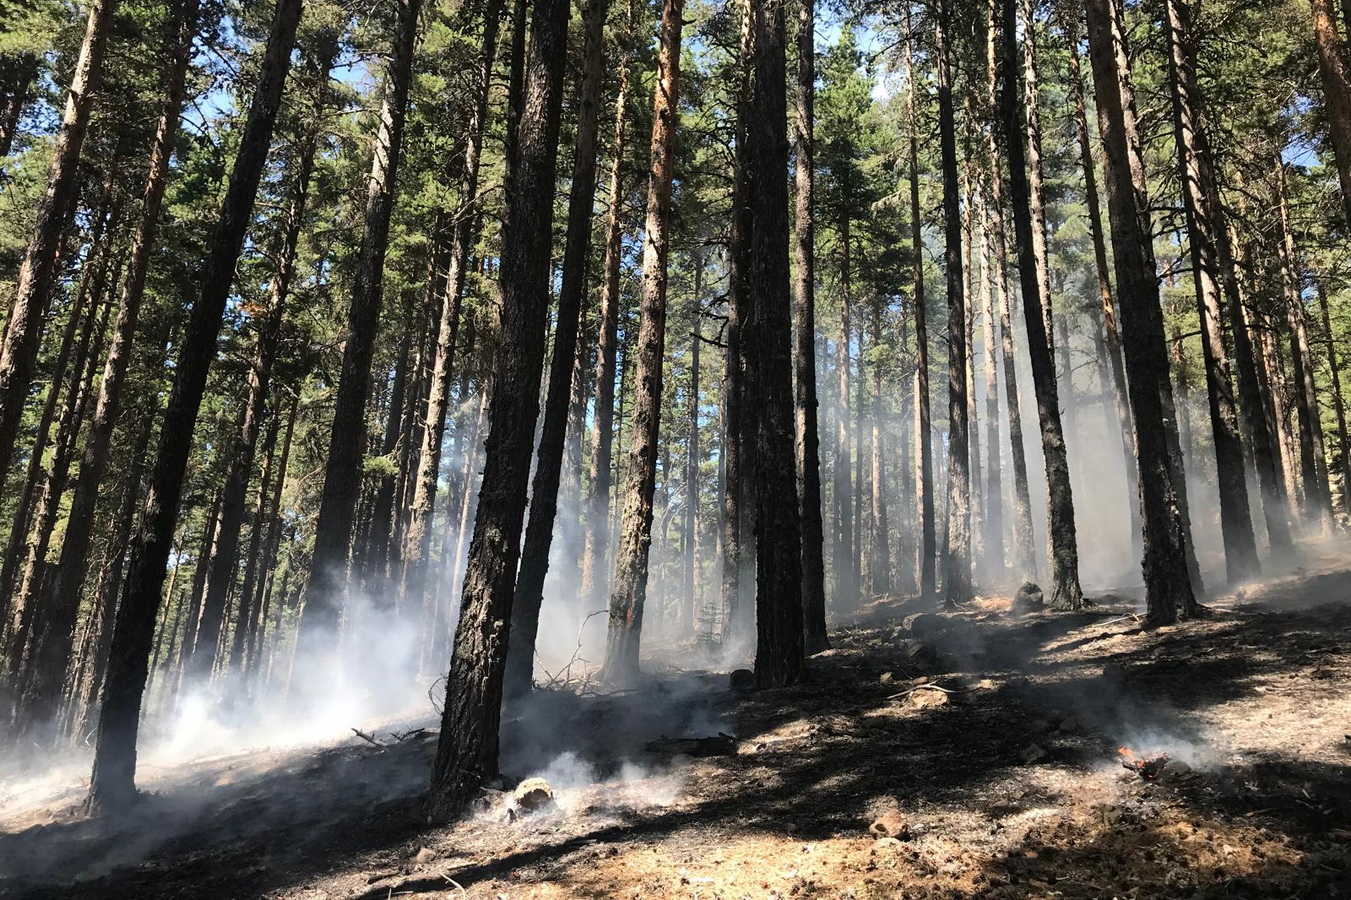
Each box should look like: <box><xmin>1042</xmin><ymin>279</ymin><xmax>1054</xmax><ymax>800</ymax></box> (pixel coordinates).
<box><xmin>1316</xmin><ymin>280</ymin><xmax>1351</xmax><ymax>516</ymax></box>
<box><xmin>87</xmin><ymin>0</ymin><xmax>306</xmax><ymax>813</ymax></box>
<box><xmin>1001</xmin><ymin>0</ymin><xmax>1082</xmax><ymax>609</ymax></box>
<box><xmin>581</xmin><ymin>0</ymin><xmax>635</xmax><ymax>605</ymax></box>
<box><xmin>423</xmin><ymin>0</ymin><xmax>568</xmax><ymax>822</ymax></box>
<box><xmin>506</xmin><ymin>0</ymin><xmax>610</xmax><ymax>699</ymax></box>
<box><xmin>937</xmin><ymin>0</ymin><xmax>970</xmax><ymax>606</ymax></box>
<box><xmin>603</xmin><ymin>0</ymin><xmax>682</xmax><ymax>685</ymax></box>
<box><xmin>1084</xmin><ymin>0</ymin><xmax>1195</xmax><ymax>624</ymax></box>
<box><xmin>794</xmin><ymin>0</ymin><xmax>828</xmax><ymax>651</ymax></box>
<box><xmin>1163</xmin><ymin>0</ymin><xmax>1260</xmax><ymax>582</ymax></box>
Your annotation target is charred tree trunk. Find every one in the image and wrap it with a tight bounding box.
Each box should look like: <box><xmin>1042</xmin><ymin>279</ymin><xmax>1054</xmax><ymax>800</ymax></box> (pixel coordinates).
<box><xmin>745</xmin><ymin>0</ymin><xmax>805</xmax><ymax>688</ymax></box>
<box><xmin>603</xmin><ymin>0</ymin><xmax>682</xmax><ymax>685</ymax></box>
<box><xmin>581</xmin><ymin>0</ymin><xmax>635</xmax><ymax>607</ymax></box>
<box><xmin>505</xmin><ymin>0</ymin><xmax>610</xmax><ymax>700</ymax></box>
<box><xmin>793</xmin><ymin>0</ymin><xmax>828</xmax><ymax>652</ymax></box>
<box><xmin>403</xmin><ymin>0</ymin><xmax>505</xmax><ymax>608</ymax></box>
<box><xmin>0</xmin><ymin>0</ymin><xmax>117</xmax><ymax>475</ymax></box>
<box><xmin>1084</xmin><ymin>0</ymin><xmax>1196</xmax><ymax>624</ymax></box>
<box><xmin>1163</xmin><ymin>0</ymin><xmax>1260</xmax><ymax>582</ymax></box>
<box><xmin>423</xmin><ymin>0</ymin><xmax>568</xmax><ymax>823</ymax></box>
<box><xmin>976</xmin><ymin>191</ymin><xmax>1003</xmax><ymax>581</ymax></box>
<box><xmin>1065</xmin><ymin>21</ymin><xmax>1142</xmax><ymax>561</ymax></box>
<box><xmin>1316</xmin><ymin>280</ymin><xmax>1351</xmax><ymax>516</ymax></box>
<box><xmin>29</xmin><ymin>0</ymin><xmax>204</xmax><ymax>734</ymax></box>
<box><xmin>684</xmin><ymin>271</ymin><xmax>702</xmax><ymax>637</ymax></box>
<box><xmin>937</xmin><ymin>0</ymin><xmax>971</xmax><ymax>607</ymax></box>
<box><xmin>86</xmin><ymin>0</ymin><xmax>305</xmax><ymax>813</ymax></box>
<box><xmin>1001</xmin><ymin>0</ymin><xmax>1083</xmax><ymax>609</ymax></box>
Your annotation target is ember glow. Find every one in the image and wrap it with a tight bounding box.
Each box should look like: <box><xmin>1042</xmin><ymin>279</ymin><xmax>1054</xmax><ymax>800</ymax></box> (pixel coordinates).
<box><xmin>1118</xmin><ymin>746</ymin><xmax>1170</xmax><ymax>780</ymax></box>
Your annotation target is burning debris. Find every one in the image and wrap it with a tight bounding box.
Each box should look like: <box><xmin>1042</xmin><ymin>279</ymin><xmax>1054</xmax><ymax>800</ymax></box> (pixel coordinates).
<box><xmin>1118</xmin><ymin>747</ymin><xmax>1169</xmax><ymax>780</ymax></box>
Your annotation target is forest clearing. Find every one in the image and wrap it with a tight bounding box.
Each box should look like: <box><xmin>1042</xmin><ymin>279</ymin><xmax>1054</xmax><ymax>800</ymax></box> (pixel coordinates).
<box><xmin>4</xmin><ymin>0</ymin><xmax>1351</xmax><ymax>892</ymax></box>
<box><xmin>2</xmin><ymin>541</ymin><xmax>1350</xmax><ymax>897</ymax></box>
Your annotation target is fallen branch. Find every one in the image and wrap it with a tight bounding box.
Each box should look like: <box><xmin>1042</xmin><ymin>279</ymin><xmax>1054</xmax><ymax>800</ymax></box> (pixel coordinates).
<box><xmin>351</xmin><ymin>728</ymin><xmax>387</xmax><ymax>749</ymax></box>
<box><xmin>441</xmin><ymin>873</ymin><xmax>468</xmax><ymax>897</ymax></box>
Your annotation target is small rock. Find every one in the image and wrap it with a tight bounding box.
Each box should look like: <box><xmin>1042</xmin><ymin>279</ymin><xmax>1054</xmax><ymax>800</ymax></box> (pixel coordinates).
<box><xmin>903</xmin><ymin>612</ymin><xmax>946</xmax><ymax>638</ymax></box>
<box><xmin>909</xmin><ymin>688</ymin><xmax>950</xmax><ymax>709</ymax></box>
<box><xmin>1058</xmin><ymin>715</ymin><xmax>1082</xmax><ymax>734</ymax></box>
<box><xmin>730</xmin><ymin>669</ymin><xmax>755</xmax><ymax>691</ymax></box>
<box><xmin>1013</xmin><ymin>582</ymin><xmax>1044</xmax><ymax>613</ymax></box>
<box><xmin>415</xmin><ymin>847</ymin><xmax>437</xmax><ymax>864</ymax></box>
<box><xmin>869</xmin><ymin>808</ymin><xmax>910</xmax><ymax>839</ymax></box>
<box><xmin>902</xmin><ymin>640</ymin><xmax>939</xmax><ymax>670</ymax></box>
<box><xmin>1161</xmin><ymin>759</ymin><xmax>1192</xmax><ymax>778</ymax></box>
<box><xmin>512</xmin><ymin>777</ymin><xmax>556</xmax><ymax>814</ymax></box>
<box><xmin>879</xmin><ymin>671</ymin><xmax>895</xmax><ymax>684</ymax></box>
<box><xmin>1020</xmin><ymin>743</ymin><xmax>1048</xmax><ymax>765</ymax></box>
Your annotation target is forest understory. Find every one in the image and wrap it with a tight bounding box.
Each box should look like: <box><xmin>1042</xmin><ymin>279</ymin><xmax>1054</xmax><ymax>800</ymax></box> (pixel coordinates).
<box><xmin>3</xmin><ymin>540</ymin><xmax>1349</xmax><ymax>900</ymax></box>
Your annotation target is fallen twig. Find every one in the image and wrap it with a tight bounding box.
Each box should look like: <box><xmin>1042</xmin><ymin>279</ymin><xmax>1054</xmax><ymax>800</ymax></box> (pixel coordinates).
<box><xmin>351</xmin><ymin>728</ymin><xmax>387</xmax><ymax>749</ymax></box>
<box><xmin>441</xmin><ymin>873</ymin><xmax>468</xmax><ymax>897</ymax></box>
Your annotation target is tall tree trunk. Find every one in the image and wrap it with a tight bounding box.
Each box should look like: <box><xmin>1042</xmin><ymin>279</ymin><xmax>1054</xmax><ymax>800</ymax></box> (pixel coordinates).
<box><xmin>0</xmin><ymin>0</ymin><xmax>117</xmax><ymax>475</ymax></box>
<box><xmin>745</xmin><ymin>0</ymin><xmax>804</xmax><ymax>688</ymax></box>
<box><xmin>869</xmin><ymin>296</ymin><xmax>890</xmax><ymax>595</ymax></box>
<box><xmin>976</xmin><ymin>190</ymin><xmax>1003</xmax><ymax>580</ymax></box>
<box><xmin>423</xmin><ymin>0</ymin><xmax>568</xmax><ymax>823</ymax></box>
<box><xmin>1316</xmin><ymin>279</ymin><xmax>1351</xmax><ymax>516</ymax></box>
<box><xmin>86</xmin><ymin>0</ymin><xmax>306</xmax><ymax>813</ymax></box>
<box><xmin>230</xmin><ymin>412</ymin><xmax>280</xmax><ymax>672</ymax></box>
<box><xmin>29</xmin><ymin>0</ymin><xmax>204</xmax><ymax>734</ymax></box>
<box><xmin>684</xmin><ymin>268</ymin><xmax>702</xmax><ymax>637</ymax></box>
<box><xmin>937</xmin><ymin>0</ymin><xmax>971</xmax><ymax>607</ymax></box>
<box><xmin>403</xmin><ymin>0</ymin><xmax>505</xmax><ymax>607</ymax></box>
<box><xmin>1001</xmin><ymin>0</ymin><xmax>1083</xmax><ymax>609</ymax></box>
<box><xmin>834</xmin><ymin>214</ymin><xmax>856</xmax><ymax>607</ymax></box>
<box><xmin>1084</xmin><ymin>0</ymin><xmax>1195</xmax><ymax>623</ymax></box>
<box><xmin>793</xmin><ymin>0</ymin><xmax>828</xmax><ymax>651</ymax></box>
<box><xmin>298</xmin><ymin>0</ymin><xmax>422</xmax><ymax>652</ymax></box>
<box><xmin>0</xmin><ymin>55</ymin><xmax>38</xmax><ymax>159</ymax></box>
<box><xmin>1163</xmin><ymin>0</ymin><xmax>1260</xmax><ymax>582</ymax></box>
<box><xmin>581</xmin><ymin>0</ymin><xmax>635</xmax><ymax>607</ymax></box>
<box><xmin>505</xmin><ymin>0</ymin><xmax>611</xmax><ymax>700</ymax></box>
<box><xmin>1274</xmin><ymin>156</ymin><xmax>1333</xmax><ymax>530</ymax></box>
<box><xmin>602</xmin><ymin>0</ymin><xmax>682</xmax><ymax>685</ymax></box>
<box><xmin>195</xmin><ymin>37</ymin><xmax>337</xmax><ymax>684</ymax></box>
<box><xmin>246</xmin><ymin>393</ymin><xmax>298</xmax><ymax>680</ymax></box>
<box><xmin>1065</xmin><ymin>21</ymin><xmax>1141</xmax><ymax>560</ymax></box>
<box><xmin>1310</xmin><ymin>0</ymin><xmax>1351</xmax><ymax>230</ymax></box>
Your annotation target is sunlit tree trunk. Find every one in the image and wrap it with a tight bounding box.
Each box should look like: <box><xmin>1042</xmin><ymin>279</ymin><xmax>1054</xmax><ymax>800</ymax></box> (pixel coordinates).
<box><xmin>603</xmin><ymin>0</ymin><xmax>682</xmax><ymax>684</ymax></box>
<box><xmin>1163</xmin><ymin>0</ymin><xmax>1260</xmax><ymax>582</ymax></box>
<box><xmin>1084</xmin><ymin>0</ymin><xmax>1196</xmax><ymax>624</ymax></box>
<box><xmin>1310</xmin><ymin>0</ymin><xmax>1351</xmax><ymax>230</ymax></box>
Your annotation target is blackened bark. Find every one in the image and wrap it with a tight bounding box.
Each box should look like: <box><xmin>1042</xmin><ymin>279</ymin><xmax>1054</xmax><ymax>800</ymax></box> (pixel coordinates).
<box><xmin>506</xmin><ymin>0</ymin><xmax>611</xmax><ymax>699</ymax></box>
<box><xmin>793</xmin><ymin>0</ymin><xmax>828</xmax><ymax>653</ymax></box>
<box><xmin>33</xmin><ymin>0</ymin><xmax>203</xmax><ymax>734</ymax></box>
<box><xmin>423</xmin><ymin>0</ymin><xmax>569</xmax><ymax>823</ymax></box>
<box><xmin>1316</xmin><ymin>280</ymin><xmax>1351</xmax><ymax>516</ymax></box>
<box><xmin>403</xmin><ymin>0</ymin><xmax>505</xmax><ymax>607</ymax></box>
<box><xmin>905</xmin><ymin>12</ymin><xmax>934</xmax><ymax>598</ymax></box>
<box><xmin>299</xmin><ymin>0</ymin><xmax>422</xmax><ymax>649</ymax></box>
<box><xmin>0</xmin><ymin>0</ymin><xmax>117</xmax><ymax>475</ymax></box>
<box><xmin>1162</xmin><ymin>0</ymin><xmax>1260</xmax><ymax>581</ymax></box>
<box><xmin>1084</xmin><ymin>0</ymin><xmax>1195</xmax><ymax>624</ymax></box>
<box><xmin>745</xmin><ymin>0</ymin><xmax>805</xmax><ymax>688</ymax></box>
<box><xmin>603</xmin><ymin>0</ymin><xmax>682</xmax><ymax>685</ymax></box>
<box><xmin>1000</xmin><ymin>0</ymin><xmax>1084</xmax><ymax>609</ymax></box>
<box><xmin>86</xmin><ymin>0</ymin><xmax>305</xmax><ymax>813</ymax></box>
<box><xmin>937</xmin><ymin>0</ymin><xmax>971</xmax><ymax>606</ymax></box>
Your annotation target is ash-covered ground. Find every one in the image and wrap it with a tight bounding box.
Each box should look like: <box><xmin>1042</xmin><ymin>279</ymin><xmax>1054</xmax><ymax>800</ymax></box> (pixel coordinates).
<box><xmin>3</xmin><ymin>543</ymin><xmax>1350</xmax><ymax>899</ymax></box>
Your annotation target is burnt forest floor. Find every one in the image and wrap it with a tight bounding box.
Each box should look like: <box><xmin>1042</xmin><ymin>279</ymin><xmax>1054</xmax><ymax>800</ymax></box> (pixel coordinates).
<box><xmin>3</xmin><ymin>542</ymin><xmax>1351</xmax><ymax>899</ymax></box>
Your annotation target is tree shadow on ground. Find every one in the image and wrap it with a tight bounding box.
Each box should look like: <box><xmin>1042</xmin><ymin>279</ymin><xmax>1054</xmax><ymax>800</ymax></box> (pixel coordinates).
<box><xmin>1</xmin><ymin>589</ymin><xmax>1348</xmax><ymax>898</ymax></box>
